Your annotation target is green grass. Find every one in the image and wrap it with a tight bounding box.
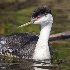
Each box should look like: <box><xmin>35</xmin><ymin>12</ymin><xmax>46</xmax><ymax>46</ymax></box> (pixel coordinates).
<box><xmin>52</xmin><ymin>43</ymin><xmax>70</xmax><ymax>61</ymax></box>
<box><xmin>14</xmin><ymin>7</ymin><xmax>36</xmax><ymax>24</ymax></box>
<box><xmin>17</xmin><ymin>6</ymin><xmax>36</xmax><ymax>14</ymax></box>
<box><xmin>52</xmin><ymin>43</ymin><xmax>70</xmax><ymax>70</ymax></box>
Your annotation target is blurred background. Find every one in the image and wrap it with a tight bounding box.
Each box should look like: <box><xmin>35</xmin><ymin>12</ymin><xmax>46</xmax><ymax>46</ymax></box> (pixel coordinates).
<box><xmin>0</xmin><ymin>0</ymin><xmax>70</xmax><ymax>70</ymax></box>
<box><xmin>0</xmin><ymin>0</ymin><xmax>70</xmax><ymax>35</ymax></box>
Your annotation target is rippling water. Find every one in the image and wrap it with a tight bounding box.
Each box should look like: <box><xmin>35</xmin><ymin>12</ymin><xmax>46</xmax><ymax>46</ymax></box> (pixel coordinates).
<box><xmin>0</xmin><ymin>59</ymin><xmax>69</xmax><ymax>70</ymax></box>
<box><xmin>0</xmin><ymin>63</ymin><xmax>61</xmax><ymax>70</ymax></box>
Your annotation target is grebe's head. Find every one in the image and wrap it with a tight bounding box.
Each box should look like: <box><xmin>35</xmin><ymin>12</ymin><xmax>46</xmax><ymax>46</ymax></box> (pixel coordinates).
<box><xmin>31</xmin><ymin>6</ymin><xmax>53</xmax><ymax>25</ymax></box>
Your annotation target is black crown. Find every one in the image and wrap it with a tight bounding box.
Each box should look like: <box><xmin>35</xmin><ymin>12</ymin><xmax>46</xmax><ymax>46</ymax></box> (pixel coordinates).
<box><xmin>31</xmin><ymin>6</ymin><xmax>51</xmax><ymax>18</ymax></box>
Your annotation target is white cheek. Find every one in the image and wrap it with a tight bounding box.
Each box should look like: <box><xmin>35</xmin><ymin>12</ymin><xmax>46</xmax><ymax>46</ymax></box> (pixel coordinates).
<box><xmin>34</xmin><ymin>17</ymin><xmax>45</xmax><ymax>24</ymax></box>
<box><xmin>34</xmin><ymin>19</ymin><xmax>41</xmax><ymax>24</ymax></box>
<box><xmin>34</xmin><ymin>20</ymin><xmax>39</xmax><ymax>24</ymax></box>
<box><xmin>33</xmin><ymin>14</ymin><xmax>53</xmax><ymax>25</ymax></box>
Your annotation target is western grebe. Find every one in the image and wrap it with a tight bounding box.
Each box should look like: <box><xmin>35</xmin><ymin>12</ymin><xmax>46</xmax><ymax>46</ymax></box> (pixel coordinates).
<box><xmin>16</xmin><ymin>6</ymin><xmax>53</xmax><ymax>61</ymax></box>
<box><xmin>31</xmin><ymin>6</ymin><xmax>53</xmax><ymax>61</ymax></box>
<box><xmin>16</xmin><ymin>6</ymin><xmax>53</xmax><ymax>70</ymax></box>
<box><xmin>29</xmin><ymin>6</ymin><xmax>53</xmax><ymax>70</ymax></box>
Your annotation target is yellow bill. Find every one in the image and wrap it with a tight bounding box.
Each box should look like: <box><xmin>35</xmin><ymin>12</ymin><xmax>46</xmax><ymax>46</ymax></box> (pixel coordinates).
<box><xmin>17</xmin><ymin>22</ymin><xmax>33</xmax><ymax>28</ymax></box>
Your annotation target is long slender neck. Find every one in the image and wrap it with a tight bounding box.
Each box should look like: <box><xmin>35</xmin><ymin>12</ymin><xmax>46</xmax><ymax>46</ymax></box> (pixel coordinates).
<box><xmin>37</xmin><ymin>23</ymin><xmax>52</xmax><ymax>47</ymax></box>
<box><xmin>33</xmin><ymin>22</ymin><xmax>52</xmax><ymax>60</ymax></box>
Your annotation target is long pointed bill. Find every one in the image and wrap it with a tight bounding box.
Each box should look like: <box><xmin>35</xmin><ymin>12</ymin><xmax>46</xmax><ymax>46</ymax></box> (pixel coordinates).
<box><xmin>17</xmin><ymin>22</ymin><xmax>33</xmax><ymax>28</ymax></box>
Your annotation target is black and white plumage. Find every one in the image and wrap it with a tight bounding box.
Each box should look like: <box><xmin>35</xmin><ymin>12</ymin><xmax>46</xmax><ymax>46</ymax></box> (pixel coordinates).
<box><xmin>0</xmin><ymin>33</ymin><xmax>53</xmax><ymax>58</ymax></box>
<box><xmin>0</xmin><ymin>6</ymin><xmax>53</xmax><ymax>61</ymax></box>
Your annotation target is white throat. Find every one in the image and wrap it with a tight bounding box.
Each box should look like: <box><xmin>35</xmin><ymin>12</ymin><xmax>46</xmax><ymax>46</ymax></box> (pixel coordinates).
<box><xmin>33</xmin><ymin>19</ymin><xmax>52</xmax><ymax>61</ymax></box>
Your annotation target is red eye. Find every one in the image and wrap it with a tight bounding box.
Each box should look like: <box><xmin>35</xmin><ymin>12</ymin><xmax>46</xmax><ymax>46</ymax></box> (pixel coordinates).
<box><xmin>36</xmin><ymin>16</ymin><xmax>40</xmax><ymax>20</ymax></box>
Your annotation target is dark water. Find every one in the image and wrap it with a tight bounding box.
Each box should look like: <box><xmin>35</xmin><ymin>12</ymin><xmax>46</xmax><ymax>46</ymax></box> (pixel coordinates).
<box><xmin>0</xmin><ymin>63</ymin><xmax>61</xmax><ymax>70</ymax></box>
<box><xmin>0</xmin><ymin>58</ymin><xmax>66</xmax><ymax>70</ymax></box>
